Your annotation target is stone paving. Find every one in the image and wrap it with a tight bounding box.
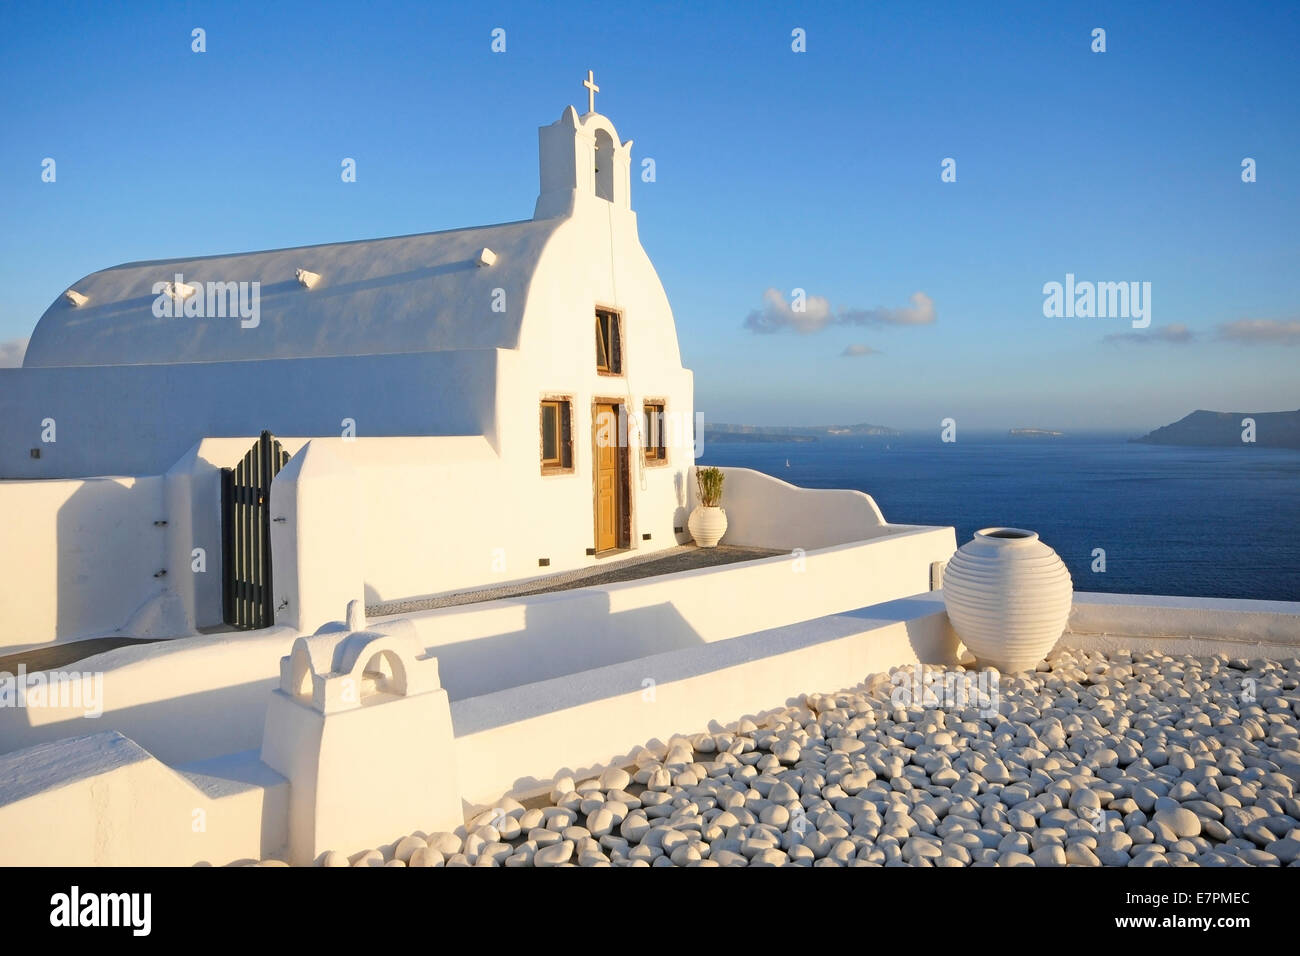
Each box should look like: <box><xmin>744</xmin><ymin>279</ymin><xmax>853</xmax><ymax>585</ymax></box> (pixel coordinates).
<box><xmin>368</xmin><ymin>544</ymin><xmax>785</xmax><ymax>616</ymax></box>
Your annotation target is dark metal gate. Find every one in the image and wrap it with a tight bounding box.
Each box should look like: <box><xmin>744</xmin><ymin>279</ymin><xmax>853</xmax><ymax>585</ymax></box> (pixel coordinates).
<box><xmin>221</xmin><ymin>431</ymin><xmax>291</xmax><ymax>629</ymax></box>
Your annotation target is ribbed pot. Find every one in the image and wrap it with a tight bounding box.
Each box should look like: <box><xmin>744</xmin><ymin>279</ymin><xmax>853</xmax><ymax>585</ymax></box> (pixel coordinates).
<box><xmin>688</xmin><ymin>506</ymin><xmax>728</xmax><ymax>548</ymax></box>
<box><xmin>942</xmin><ymin>528</ymin><xmax>1073</xmax><ymax>672</ymax></box>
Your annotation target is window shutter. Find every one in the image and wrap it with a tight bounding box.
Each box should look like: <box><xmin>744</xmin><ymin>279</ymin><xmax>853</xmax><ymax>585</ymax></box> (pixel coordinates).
<box><xmin>561</xmin><ymin>402</ymin><xmax>573</xmax><ymax>468</ymax></box>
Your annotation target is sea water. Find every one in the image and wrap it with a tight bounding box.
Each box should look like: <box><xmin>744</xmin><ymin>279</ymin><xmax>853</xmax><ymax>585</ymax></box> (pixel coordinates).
<box><xmin>698</xmin><ymin>433</ymin><xmax>1300</xmax><ymax>602</ymax></box>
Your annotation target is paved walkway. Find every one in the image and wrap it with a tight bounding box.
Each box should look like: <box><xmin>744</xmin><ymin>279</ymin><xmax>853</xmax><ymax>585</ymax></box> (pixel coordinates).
<box><xmin>368</xmin><ymin>544</ymin><xmax>785</xmax><ymax>617</ymax></box>
<box><xmin>0</xmin><ymin>637</ymin><xmax>160</xmax><ymax>675</ymax></box>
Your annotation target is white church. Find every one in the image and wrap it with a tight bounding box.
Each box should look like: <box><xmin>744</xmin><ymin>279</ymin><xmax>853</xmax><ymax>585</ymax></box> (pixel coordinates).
<box><xmin>2</xmin><ymin>77</ymin><xmax>1279</xmax><ymax>870</ymax></box>
<box><xmin>1</xmin><ymin>76</ymin><xmax>701</xmax><ymax>642</ymax></box>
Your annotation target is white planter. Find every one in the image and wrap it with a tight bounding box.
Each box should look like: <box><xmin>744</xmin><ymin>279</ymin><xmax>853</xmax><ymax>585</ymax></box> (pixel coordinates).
<box><xmin>942</xmin><ymin>528</ymin><xmax>1073</xmax><ymax>673</ymax></box>
<box><xmin>688</xmin><ymin>506</ymin><xmax>728</xmax><ymax>548</ymax></box>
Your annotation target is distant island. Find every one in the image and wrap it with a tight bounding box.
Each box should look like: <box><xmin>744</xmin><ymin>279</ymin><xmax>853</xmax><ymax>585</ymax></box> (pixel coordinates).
<box><xmin>1009</xmin><ymin>428</ymin><xmax>1063</xmax><ymax>438</ymax></box>
<box><xmin>1133</xmin><ymin>409</ymin><xmax>1300</xmax><ymax>450</ymax></box>
<box><xmin>705</xmin><ymin>422</ymin><xmax>901</xmax><ymax>443</ymax></box>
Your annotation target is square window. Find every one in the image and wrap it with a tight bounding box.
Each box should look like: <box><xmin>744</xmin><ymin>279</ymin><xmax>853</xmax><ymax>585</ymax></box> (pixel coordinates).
<box><xmin>596</xmin><ymin>309</ymin><xmax>622</xmax><ymax>374</ymax></box>
<box><xmin>540</xmin><ymin>399</ymin><xmax>573</xmax><ymax>472</ymax></box>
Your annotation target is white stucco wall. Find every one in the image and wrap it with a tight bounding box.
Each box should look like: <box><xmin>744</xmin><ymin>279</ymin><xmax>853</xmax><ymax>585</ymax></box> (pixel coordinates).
<box><xmin>0</xmin><ymin>349</ymin><xmax>499</xmax><ymax>480</ymax></box>
<box><xmin>0</xmin><ymin>476</ymin><xmax>167</xmax><ymax>652</ymax></box>
<box><xmin>266</xmin><ymin>430</ymin><xmax>690</xmax><ymax>626</ymax></box>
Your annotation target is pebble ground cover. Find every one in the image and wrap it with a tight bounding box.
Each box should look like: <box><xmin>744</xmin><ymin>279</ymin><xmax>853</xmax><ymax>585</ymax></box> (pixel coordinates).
<box><xmin>256</xmin><ymin>648</ymin><xmax>1300</xmax><ymax>867</ymax></box>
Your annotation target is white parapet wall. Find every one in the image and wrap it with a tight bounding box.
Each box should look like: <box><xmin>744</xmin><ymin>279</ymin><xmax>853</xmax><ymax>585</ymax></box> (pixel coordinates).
<box><xmin>451</xmin><ymin>591</ymin><xmax>960</xmax><ymax>807</ymax></box>
<box><xmin>0</xmin><ymin>732</ymin><xmax>287</xmax><ymax>866</ymax></box>
<box><xmin>0</xmin><ymin>626</ymin><xmax>302</xmax><ymax>766</ymax></box>
<box><xmin>704</xmin><ymin>466</ymin><xmax>891</xmax><ymax>550</ymax></box>
<box><xmin>1065</xmin><ymin>591</ymin><xmax>1300</xmax><ymax>659</ymax></box>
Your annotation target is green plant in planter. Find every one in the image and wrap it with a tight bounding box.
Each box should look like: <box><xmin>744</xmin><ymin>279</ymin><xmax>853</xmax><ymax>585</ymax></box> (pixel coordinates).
<box><xmin>696</xmin><ymin>466</ymin><xmax>725</xmax><ymax>507</ymax></box>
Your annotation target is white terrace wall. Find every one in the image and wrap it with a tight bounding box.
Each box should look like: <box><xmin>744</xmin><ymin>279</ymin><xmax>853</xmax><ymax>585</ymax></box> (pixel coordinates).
<box><xmin>0</xmin><ymin>526</ymin><xmax>956</xmax><ymax>764</ymax></box>
<box><xmin>0</xmin><ymin>476</ymin><xmax>167</xmax><ymax>653</ymax></box>
<box><xmin>0</xmin><ymin>592</ymin><xmax>958</xmax><ymax>866</ymax></box>
<box><xmin>4</xmin><ymin>591</ymin><xmax>1298</xmax><ymax>865</ymax></box>
<box><xmin>393</xmin><ymin>525</ymin><xmax>956</xmax><ymax>700</ymax></box>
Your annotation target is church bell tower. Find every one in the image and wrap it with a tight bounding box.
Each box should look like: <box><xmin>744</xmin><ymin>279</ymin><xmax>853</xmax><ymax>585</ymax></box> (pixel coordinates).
<box><xmin>534</xmin><ymin>71</ymin><xmax>634</xmax><ymax>220</ymax></box>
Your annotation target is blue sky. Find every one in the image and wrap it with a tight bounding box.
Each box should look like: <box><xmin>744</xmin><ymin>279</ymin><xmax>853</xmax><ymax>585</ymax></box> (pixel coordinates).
<box><xmin>1</xmin><ymin>0</ymin><xmax>1296</xmax><ymax>432</ymax></box>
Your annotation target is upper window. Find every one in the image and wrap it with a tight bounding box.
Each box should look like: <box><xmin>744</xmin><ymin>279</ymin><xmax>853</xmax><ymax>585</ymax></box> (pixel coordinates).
<box><xmin>595</xmin><ymin>309</ymin><xmax>622</xmax><ymax>374</ymax></box>
<box><xmin>540</xmin><ymin>399</ymin><xmax>573</xmax><ymax>473</ymax></box>
<box><xmin>643</xmin><ymin>403</ymin><xmax>666</xmax><ymax>462</ymax></box>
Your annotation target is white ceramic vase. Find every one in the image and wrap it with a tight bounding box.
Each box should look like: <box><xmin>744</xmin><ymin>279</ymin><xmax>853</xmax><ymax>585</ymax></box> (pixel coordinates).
<box><xmin>688</xmin><ymin>506</ymin><xmax>728</xmax><ymax>548</ymax></box>
<box><xmin>942</xmin><ymin>528</ymin><xmax>1073</xmax><ymax>673</ymax></box>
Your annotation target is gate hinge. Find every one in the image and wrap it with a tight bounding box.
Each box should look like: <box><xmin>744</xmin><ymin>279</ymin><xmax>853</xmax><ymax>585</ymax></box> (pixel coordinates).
<box><xmin>154</xmin><ymin>569</ymin><xmax>168</xmax><ymax>578</ymax></box>
<box><xmin>154</xmin><ymin>520</ymin><xmax>168</xmax><ymax>526</ymax></box>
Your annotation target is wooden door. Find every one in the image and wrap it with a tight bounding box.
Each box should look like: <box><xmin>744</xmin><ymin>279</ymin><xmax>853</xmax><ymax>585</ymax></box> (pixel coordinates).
<box><xmin>594</xmin><ymin>403</ymin><xmax>620</xmax><ymax>551</ymax></box>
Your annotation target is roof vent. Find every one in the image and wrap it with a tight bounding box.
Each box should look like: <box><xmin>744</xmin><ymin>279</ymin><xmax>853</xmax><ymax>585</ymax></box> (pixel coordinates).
<box><xmin>65</xmin><ymin>289</ymin><xmax>88</xmax><ymax>307</ymax></box>
<box><xmin>475</xmin><ymin>247</ymin><xmax>497</xmax><ymax>268</ymax></box>
<box><xmin>296</xmin><ymin>268</ymin><xmax>321</xmax><ymax>289</ymax></box>
<box><xmin>163</xmin><ymin>280</ymin><xmax>198</xmax><ymax>302</ymax></box>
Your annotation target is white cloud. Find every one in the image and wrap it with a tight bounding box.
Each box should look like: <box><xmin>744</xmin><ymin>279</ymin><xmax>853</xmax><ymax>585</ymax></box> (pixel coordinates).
<box><xmin>1102</xmin><ymin>323</ymin><xmax>1194</xmax><ymax>345</ymax></box>
<box><xmin>839</xmin><ymin>292</ymin><xmax>936</xmax><ymax>327</ymax></box>
<box><xmin>841</xmin><ymin>344</ymin><xmax>881</xmax><ymax>357</ymax></box>
<box><xmin>745</xmin><ymin>289</ymin><xmax>935</xmax><ymax>334</ymax></box>
<box><xmin>0</xmin><ymin>338</ymin><xmax>28</xmax><ymax>367</ymax></box>
<box><xmin>1216</xmin><ymin>318</ymin><xmax>1300</xmax><ymax>345</ymax></box>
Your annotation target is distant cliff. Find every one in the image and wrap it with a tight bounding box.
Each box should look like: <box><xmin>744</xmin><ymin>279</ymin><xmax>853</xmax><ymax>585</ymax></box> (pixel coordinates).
<box><xmin>705</xmin><ymin>422</ymin><xmax>901</xmax><ymax>443</ymax></box>
<box><xmin>1133</xmin><ymin>409</ymin><xmax>1300</xmax><ymax>449</ymax></box>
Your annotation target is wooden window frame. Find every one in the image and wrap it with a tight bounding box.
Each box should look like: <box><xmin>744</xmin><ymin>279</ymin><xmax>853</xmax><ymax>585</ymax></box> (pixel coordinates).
<box><xmin>642</xmin><ymin>399</ymin><xmax>668</xmax><ymax>465</ymax></box>
<box><xmin>540</xmin><ymin>396</ymin><xmax>574</xmax><ymax>475</ymax></box>
<box><xmin>595</xmin><ymin>307</ymin><xmax>623</xmax><ymax>376</ymax></box>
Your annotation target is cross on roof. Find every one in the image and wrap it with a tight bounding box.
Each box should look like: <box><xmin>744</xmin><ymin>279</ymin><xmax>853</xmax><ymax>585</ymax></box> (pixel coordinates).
<box><xmin>583</xmin><ymin>70</ymin><xmax>599</xmax><ymax>114</ymax></box>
